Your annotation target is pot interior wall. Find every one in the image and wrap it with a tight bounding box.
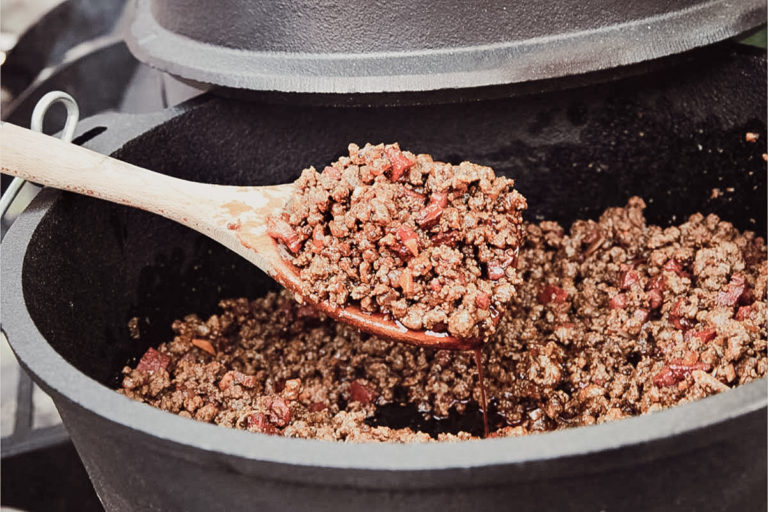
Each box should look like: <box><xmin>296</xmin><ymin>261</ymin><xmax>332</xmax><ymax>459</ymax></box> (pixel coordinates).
<box><xmin>21</xmin><ymin>46</ymin><xmax>766</xmax><ymax>387</ymax></box>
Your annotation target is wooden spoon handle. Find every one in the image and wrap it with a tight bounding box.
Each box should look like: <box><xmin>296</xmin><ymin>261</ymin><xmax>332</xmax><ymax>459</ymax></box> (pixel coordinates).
<box><xmin>0</xmin><ymin>122</ymin><xmax>209</xmax><ymax>222</ymax></box>
<box><xmin>2</xmin><ymin>122</ymin><xmax>481</xmax><ymax>350</ymax></box>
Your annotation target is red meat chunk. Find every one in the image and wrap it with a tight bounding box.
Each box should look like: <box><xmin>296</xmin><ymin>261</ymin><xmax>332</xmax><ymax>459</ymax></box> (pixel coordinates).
<box><xmin>384</xmin><ymin>147</ymin><xmax>414</xmax><ymax>181</ymax></box>
<box><xmin>248</xmin><ymin>413</ymin><xmax>278</xmax><ymax>435</ymax></box>
<box><xmin>136</xmin><ymin>348</ymin><xmax>170</xmax><ymax>373</ymax></box>
<box><xmin>396</xmin><ymin>225</ymin><xmax>420</xmax><ymax>257</ymax></box>
<box><xmin>416</xmin><ymin>202</ymin><xmax>443</xmax><ymax>229</ymax></box>
<box><xmin>609</xmin><ymin>294</ymin><xmax>627</xmax><ymax>310</ymax></box>
<box><xmin>539</xmin><ymin>285</ymin><xmax>568</xmax><ymax>305</ymax></box>
<box><xmin>653</xmin><ymin>360</ymin><xmax>710</xmax><ymax>387</ymax></box>
<box><xmin>267</xmin><ymin>217</ymin><xmax>302</xmax><ymax>253</ymax></box>
<box><xmin>716</xmin><ymin>274</ymin><xmax>751</xmax><ymax>307</ymax></box>
<box><xmin>618</xmin><ymin>264</ymin><xmax>639</xmax><ymax>290</ymax></box>
<box><xmin>349</xmin><ymin>380</ymin><xmax>376</xmax><ymax>405</ymax></box>
<box><xmin>265</xmin><ymin>396</ymin><xmax>291</xmax><ymax>426</ymax></box>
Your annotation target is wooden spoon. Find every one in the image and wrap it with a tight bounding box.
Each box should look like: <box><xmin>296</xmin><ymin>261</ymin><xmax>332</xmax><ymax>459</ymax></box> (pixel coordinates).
<box><xmin>1</xmin><ymin>122</ymin><xmax>480</xmax><ymax>350</ymax></box>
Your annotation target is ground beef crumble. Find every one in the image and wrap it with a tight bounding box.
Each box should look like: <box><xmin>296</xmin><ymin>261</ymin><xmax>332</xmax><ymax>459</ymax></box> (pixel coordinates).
<box><xmin>118</xmin><ymin>198</ymin><xmax>767</xmax><ymax>442</ymax></box>
<box><xmin>266</xmin><ymin>143</ymin><xmax>528</xmax><ymax>339</ymax></box>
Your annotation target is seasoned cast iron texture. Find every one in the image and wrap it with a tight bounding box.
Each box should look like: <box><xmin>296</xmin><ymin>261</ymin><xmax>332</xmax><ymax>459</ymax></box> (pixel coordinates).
<box><xmin>2</xmin><ymin>46</ymin><xmax>766</xmax><ymax>511</ymax></box>
<box><xmin>126</xmin><ymin>0</ymin><xmax>766</xmax><ymax>92</ymax></box>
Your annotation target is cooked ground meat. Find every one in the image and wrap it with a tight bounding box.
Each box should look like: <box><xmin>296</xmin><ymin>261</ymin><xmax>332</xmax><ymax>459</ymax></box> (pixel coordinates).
<box><xmin>266</xmin><ymin>143</ymin><xmax>528</xmax><ymax>339</ymax></box>
<box><xmin>118</xmin><ymin>198</ymin><xmax>767</xmax><ymax>442</ymax></box>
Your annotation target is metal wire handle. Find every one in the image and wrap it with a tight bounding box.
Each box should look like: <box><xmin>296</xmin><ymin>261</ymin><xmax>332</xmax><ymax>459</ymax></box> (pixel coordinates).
<box><xmin>0</xmin><ymin>91</ymin><xmax>80</xmax><ymax>221</ymax></box>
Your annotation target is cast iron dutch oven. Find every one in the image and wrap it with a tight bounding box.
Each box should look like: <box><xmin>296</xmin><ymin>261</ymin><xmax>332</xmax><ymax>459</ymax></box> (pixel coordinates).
<box><xmin>2</xmin><ymin>46</ymin><xmax>766</xmax><ymax>511</ymax></box>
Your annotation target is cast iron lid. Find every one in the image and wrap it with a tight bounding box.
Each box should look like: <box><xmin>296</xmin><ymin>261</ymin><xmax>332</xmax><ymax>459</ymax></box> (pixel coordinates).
<box><xmin>125</xmin><ymin>0</ymin><xmax>766</xmax><ymax>93</ymax></box>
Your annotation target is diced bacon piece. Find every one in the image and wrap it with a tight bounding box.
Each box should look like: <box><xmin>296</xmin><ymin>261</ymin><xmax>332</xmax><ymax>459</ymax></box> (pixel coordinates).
<box><xmin>349</xmin><ymin>380</ymin><xmax>376</xmax><ymax>405</ymax></box>
<box><xmin>647</xmin><ymin>289</ymin><xmax>664</xmax><ymax>310</ymax></box>
<box><xmin>670</xmin><ymin>299</ymin><xmax>694</xmax><ymax>331</ymax></box>
<box><xmin>219</xmin><ymin>370</ymin><xmax>257</xmax><ymax>390</ymax></box>
<box><xmin>384</xmin><ymin>147</ymin><xmax>414</xmax><ymax>181</ymax></box>
<box><xmin>416</xmin><ymin>201</ymin><xmax>443</xmax><ymax>229</ymax></box>
<box><xmin>609</xmin><ymin>294</ymin><xmax>627</xmax><ymax>310</ymax></box>
<box><xmin>247</xmin><ymin>413</ymin><xmax>278</xmax><ymax>435</ymax></box>
<box><xmin>716</xmin><ymin>274</ymin><xmax>748</xmax><ymax>307</ymax></box>
<box><xmin>136</xmin><ymin>348</ymin><xmax>170</xmax><ymax>373</ymax></box>
<box><xmin>265</xmin><ymin>396</ymin><xmax>291</xmax><ymax>426</ymax></box>
<box><xmin>266</xmin><ymin>216</ymin><xmax>302</xmax><ymax>253</ymax></box>
<box><xmin>539</xmin><ymin>284</ymin><xmax>568</xmax><ymax>305</ymax></box>
<box><xmin>691</xmin><ymin>328</ymin><xmax>717</xmax><ymax>343</ymax></box>
<box><xmin>653</xmin><ymin>368</ymin><xmax>679</xmax><ymax>387</ymax></box>
<box><xmin>399</xmin><ymin>185</ymin><xmax>426</xmax><ymax>203</ymax></box>
<box><xmin>618</xmin><ymin>264</ymin><xmax>639</xmax><ymax>290</ymax></box>
<box><xmin>486</xmin><ymin>250</ymin><xmax>518</xmax><ymax>280</ymax></box>
<box><xmin>653</xmin><ymin>360</ymin><xmax>710</xmax><ymax>387</ymax></box>
<box><xmin>475</xmin><ymin>293</ymin><xmax>491</xmax><ymax>310</ymax></box>
<box><xmin>312</xmin><ymin>224</ymin><xmax>325</xmax><ymax>249</ymax></box>
<box><xmin>430</xmin><ymin>192</ymin><xmax>448</xmax><ymax>208</ymax></box>
<box><xmin>396</xmin><ymin>225</ymin><xmax>419</xmax><ymax>257</ymax></box>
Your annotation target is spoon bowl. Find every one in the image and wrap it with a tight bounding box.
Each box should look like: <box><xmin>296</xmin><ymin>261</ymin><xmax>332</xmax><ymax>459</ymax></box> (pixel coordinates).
<box><xmin>0</xmin><ymin>122</ymin><xmax>479</xmax><ymax>350</ymax></box>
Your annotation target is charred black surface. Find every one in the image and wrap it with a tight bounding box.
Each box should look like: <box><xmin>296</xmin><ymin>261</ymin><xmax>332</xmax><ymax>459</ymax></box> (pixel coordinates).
<box><xmin>367</xmin><ymin>399</ymin><xmax>508</xmax><ymax>439</ymax></box>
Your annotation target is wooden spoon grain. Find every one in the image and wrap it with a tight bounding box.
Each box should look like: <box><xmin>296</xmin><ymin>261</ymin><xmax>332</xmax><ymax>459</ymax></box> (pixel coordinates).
<box><xmin>0</xmin><ymin>122</ymin><xmax>480</xmax><ymax>350</ymax></box>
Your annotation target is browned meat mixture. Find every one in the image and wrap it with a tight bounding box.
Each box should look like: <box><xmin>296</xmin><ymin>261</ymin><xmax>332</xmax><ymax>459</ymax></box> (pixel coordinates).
<box><xmin>119</xmin><ymin>198</ymin><xmax>767</xmax><ymax>442</ymax></box>
<box><xmin>266</xmin><ymin>143</ymin><xmax>528</xmax><ymax>339</ymax></box>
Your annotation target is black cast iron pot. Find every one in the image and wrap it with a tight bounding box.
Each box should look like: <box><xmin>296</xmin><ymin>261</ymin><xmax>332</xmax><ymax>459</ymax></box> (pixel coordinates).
<box><xmin>2</xmin><ymin>46</ymin><xmax>767</xmax><ymax>511</ymax></box>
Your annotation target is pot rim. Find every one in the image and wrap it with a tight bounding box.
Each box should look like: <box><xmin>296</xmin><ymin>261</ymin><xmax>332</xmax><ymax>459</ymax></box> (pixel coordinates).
<box><xmin>2</xmin><ymin>187</ymin><xmax>766</xmax><ymax>476</ymax></box>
